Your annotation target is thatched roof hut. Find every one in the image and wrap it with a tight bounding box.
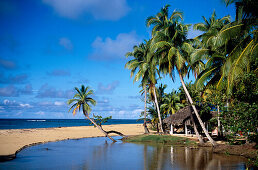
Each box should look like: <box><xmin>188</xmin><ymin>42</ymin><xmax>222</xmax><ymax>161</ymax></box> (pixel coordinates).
<box><xmin>163</xmin><ymin>106</ymin><xmax>217</xmax><ymax>128</ymax></box>
<box><xmin>163</xmin><ymin>106</ymin><xmax>194</xmax><ymax>126</ymax></box>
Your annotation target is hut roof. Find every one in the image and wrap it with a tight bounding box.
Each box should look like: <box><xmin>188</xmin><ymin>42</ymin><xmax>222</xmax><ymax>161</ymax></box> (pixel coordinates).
<box><xmin>163</xmin><ymin>106</ymin><xmax>218</xmax><ymax>127</ymax></box>
<box><xmin>163</xmin><ymin>106</ymin><xmax>193</xmax><ymax>126</ymax></box>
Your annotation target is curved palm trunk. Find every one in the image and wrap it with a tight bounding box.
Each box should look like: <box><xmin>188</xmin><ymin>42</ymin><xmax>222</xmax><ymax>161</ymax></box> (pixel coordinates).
<box><xmin>84</xmin><ymin>110</ymin><xmax>116</xmax><ymax>142</ymax></box>
<box><xmin>153</xmin><ymin>85</ymin><xmax>164</xmax><ymax>133</ymax></box>
<box><xmin>178</xmin><ymin>73</ymin><xmax>216</xmax><ymax>146</ymax></box>
<box><xmin>144</xmin><ymin>86</ymin><xmax>150</xmax><ymax>134</ymax></box>
<box><xmin>190</xmin><ymin>113</ymin><xmax>204</xmax><ymax>144</ymax></box>
<box><xmin>184</xmin><ymin>93</ymin><xmax>204</xmax><ymax>144</ymax></box>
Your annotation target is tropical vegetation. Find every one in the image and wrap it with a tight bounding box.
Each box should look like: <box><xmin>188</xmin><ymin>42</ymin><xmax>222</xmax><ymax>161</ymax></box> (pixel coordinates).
<box><xmin>125</xmin><ymin>1</ymin><xmax>257</xmax><ymax>145</ymax></box>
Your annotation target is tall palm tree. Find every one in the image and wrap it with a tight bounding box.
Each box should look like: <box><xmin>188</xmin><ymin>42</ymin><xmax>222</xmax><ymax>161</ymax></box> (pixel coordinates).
<box><xmin>148</xmin><ymin>6</ymin><xmax>216</xmax><ymax>145</ymax></box>
<box><xmin>146</xmin><ymin>59</ymin><xmax>165</xmax><ymax>133</ymax></box>
<box><xmin>125</xmin><ymin>41</ymin><xmax>150</xmax><ymax>134</ymax></box>
<box><xmin>126</xmin><ymin>40</ymin><xmax>165</xmax><ymax>133</ymax></box>
<box><xmin>146</xmin><ymin>4</ymin><xmax>183</xmax><ymax>37</ymax></box>
<box><xmin>67</xmin><ymin>85</ymin><xmax>116</xmax><ymax>142</ymax></box>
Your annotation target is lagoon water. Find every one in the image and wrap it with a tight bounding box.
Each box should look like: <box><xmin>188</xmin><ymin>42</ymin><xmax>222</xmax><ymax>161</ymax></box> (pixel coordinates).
<box><xmin>0</xmin><ymin>136</ymin><xmax>247</xmax><ymax>170</ymax></box>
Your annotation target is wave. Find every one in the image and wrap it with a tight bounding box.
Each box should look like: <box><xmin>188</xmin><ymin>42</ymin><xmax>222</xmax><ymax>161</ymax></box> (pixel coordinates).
<box><xmin>27</xmin><ymin>120</ymin><xmax>46</xmax><ymax>122</ymax></box>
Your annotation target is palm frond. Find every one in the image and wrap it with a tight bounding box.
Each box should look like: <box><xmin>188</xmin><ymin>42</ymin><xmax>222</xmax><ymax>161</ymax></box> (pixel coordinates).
<box><xmin>195</xmin><ymin>67</ymin><xmax>217</xmax><ymax>89</ymax></box>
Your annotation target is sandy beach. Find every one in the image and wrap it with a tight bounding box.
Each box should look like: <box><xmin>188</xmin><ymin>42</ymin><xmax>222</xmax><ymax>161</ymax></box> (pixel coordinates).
<box><xmin>0</xmin><ymin>124</ymin><xmax>145</xmax><ymax>160</ymax></box>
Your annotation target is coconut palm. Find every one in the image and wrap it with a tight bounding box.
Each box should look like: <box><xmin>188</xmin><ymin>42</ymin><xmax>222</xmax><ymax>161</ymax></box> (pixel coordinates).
<box><xmin>67</xmin><ymin>85</ymin><xmax>116</xmax><ymax>142</ymax></box>
<box><xmin>146</xmin><ymin>4</ymin><xmax>183</xmax><ymax>37</ymax></box>
<box><xmin>156</xmin><ymin>83</ymin><xmax>167</xmax><ymax>108</ymax></box>
<box><xmin>148</xmin><ymin>6</ymin><xmax>216</xmax><ymax>145</ymax></box>
<box><xmin>125</xmin><ymin>40</ymin><xmax>150</xmax><ymax>134</ymax></box>
<box><xmin>146</xmin><ymin>59</ymin><xmax>165</xmax><ymax>133</ymax></box>
<box><xmin>223</xmin><ymin>0</ymin><xmax>258</xmax><ymax>22</ymax></box>
<box><xmin>192</xmin><ymin>11</ymin><xmax>257</xmax><ymax>96</ymax></box>
<box><xmin>126</xmin><ymin>40</ymin><xmax>165</xmax><ymax>133</ymax></box>
<box><xmin>161</xmin><ymin>90</ymin><xmax>184</xmax><ymax>115</ymax></box>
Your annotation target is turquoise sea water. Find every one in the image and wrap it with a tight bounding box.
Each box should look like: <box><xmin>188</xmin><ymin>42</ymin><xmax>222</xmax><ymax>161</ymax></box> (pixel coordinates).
<box><xmin>0</xmin><ymin>119</ymin><xmax>143</xmax><ymax>129</ymax></box>
<box><xmin>0</xmin><ymin>136</ymin><xmax>248</xmax><ymax>170</ymax></box>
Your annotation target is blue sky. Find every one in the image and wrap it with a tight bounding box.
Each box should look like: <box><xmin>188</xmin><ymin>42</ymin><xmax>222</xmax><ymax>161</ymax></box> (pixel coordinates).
<box><xmin>0</xmin><ymin>0</ymin><xmax>235</xmax><ymax>119</ymax></box>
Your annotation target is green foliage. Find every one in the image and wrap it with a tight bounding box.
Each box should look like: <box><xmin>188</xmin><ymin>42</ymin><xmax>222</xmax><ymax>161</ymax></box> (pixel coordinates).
<box><xmin>90</xmin><ymin>114</ymin><xmax>112</xmax><ymax>127</ymax></box>
<box><xmin>126</xmin><ymin>2</ymin><xmax>257</xmax><ymax>144</ymax></box>
<box><xmin>232</xmin><ymin>72</ymin><xmax>258</xmax><ymax>103</ymax></box>
<box><xmin>221</xmin><ymin>102</ymin><xmax>258</xmax><ymax>142</ymax></box>
<box><xmin>67</xmin><ymin>85</ymin><xmax>96</xmax><ymax>117</ymax></box>
<box><xmin>161</xmin><ymin>90</ymin><xmax>184</xmax><ymax>115</ymax></box>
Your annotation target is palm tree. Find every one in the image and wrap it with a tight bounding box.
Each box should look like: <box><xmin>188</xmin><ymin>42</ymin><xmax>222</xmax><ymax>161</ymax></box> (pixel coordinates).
<box><xmin>223</xmin><ymin>0</ymin><xmax>258</xmax><ymax>22</ymax></box>
<box><xmin>161</xmin><ymin>90</ymin><xmax>184</xmax><ymax>115</ymax></box>
<box><xmin>67</xmin><ymin>85</ymin><xmax>116</xmax><ymax>142</ymax></box>
<box><xmin>192</xmin><ymin>11</ymin><xmax>257</xmax><ymax>96</ymax></box>
<box><xmin>148</xmin><ymin>5</ymin><xmax>216</xmax><ymax>145</ymax></box>
<box><xmin>146</xmin><ymin>59</ymin><xmax>165</xmax><ymax>133</ymax></box>
<box><xmin>146</xmin><ymin>4</ymin><xmax>183</xmax><ymax>37</ymax></box>
<box><xmin>125</xmin><ymin>41</ymin><xmax>150</xmax><ymax>134</ymax></box>
<box><xmin>126</xmin><ymin>40</ymin><xmax>165</xmax><ymax>133</ymax></box>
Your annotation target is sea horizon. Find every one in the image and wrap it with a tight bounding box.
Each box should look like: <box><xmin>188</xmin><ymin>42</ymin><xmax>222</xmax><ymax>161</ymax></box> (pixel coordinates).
<box><xmin>0</xmin><ymin>118</ymin><xmax>144</xmax><ymax>130</ymax></box>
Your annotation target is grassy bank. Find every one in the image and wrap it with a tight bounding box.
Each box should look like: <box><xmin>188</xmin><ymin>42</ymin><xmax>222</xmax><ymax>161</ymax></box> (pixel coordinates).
<box><xmin>122</xmin><ymin>134</ymin><xmax>197</xmax><ymax>147</ymax></box>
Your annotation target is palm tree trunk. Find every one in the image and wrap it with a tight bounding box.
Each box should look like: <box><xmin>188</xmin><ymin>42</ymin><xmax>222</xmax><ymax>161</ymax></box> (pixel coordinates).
<box><xmin>190</xmin><ymin>112</ymin><xmax>204</xmax><ymax>144</ymax></box>
<box><xmin>184</xmin><ymin>93</ymin><xmax>204</xmax><ymax>144</ymax></box>
<box><xmin>217</xmin><ymin>105</ymin><xmax>222</xmax><ymax>137</ymax></box>
<box><xmin>178</xmin><ymin>73</ymin><xmax>216</xmax><ymax>146</ymax></box>
<box><xmin>144</xmin><ymin>86</ymin><xmax>149</xmax><ymax>134</ymax></box>
<box><xmin>153</xmin><ymin>85</ymin><xmax>164</xmax><ymax>133</ymax></box>
<box><xmin>84</xmin><ymin>112</ymin><xmax>116</xmax><ymax>142</ymax></box>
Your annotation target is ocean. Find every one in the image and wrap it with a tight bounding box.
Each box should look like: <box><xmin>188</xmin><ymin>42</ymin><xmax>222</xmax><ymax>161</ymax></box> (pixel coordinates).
<box><xmin>0</xmin><ymin>119</ymin><xmax>144</xmax><ymax>130</ymax></box>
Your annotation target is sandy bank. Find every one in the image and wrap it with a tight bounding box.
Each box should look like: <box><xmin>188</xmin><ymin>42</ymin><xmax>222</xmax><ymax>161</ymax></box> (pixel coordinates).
<box><xmin>0</xmin><ymin>124</ymin><xmax>145</xmax><ymax>161</ymax></box>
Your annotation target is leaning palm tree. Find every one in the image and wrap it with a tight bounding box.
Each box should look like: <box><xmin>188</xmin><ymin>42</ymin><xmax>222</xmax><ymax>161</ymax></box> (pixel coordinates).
<box><xmin>67</xmin><ymin>85</ymin><xmax>116</xmax><ymax>142</ymax></box>
<box><xmin>148</xmin><ymin>6</ymin><xmax>216</xmax><ymax>145</ymax></box>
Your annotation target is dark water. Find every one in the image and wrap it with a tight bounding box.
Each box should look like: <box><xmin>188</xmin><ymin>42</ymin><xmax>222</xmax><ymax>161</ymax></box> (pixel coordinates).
<box><xmin>0</xmin><ymin>119</ymin><xmax>143</xmax><ymax>129</ymax></box>
<box><xmin>0</xmin><ymin>136</ymin><xmax>248</xmax><ymax>170</ymax></box>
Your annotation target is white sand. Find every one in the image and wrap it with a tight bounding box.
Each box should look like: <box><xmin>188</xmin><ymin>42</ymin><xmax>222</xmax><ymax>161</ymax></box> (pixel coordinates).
<box><xmin>0</xmin><ymin>124</ymin><xmax>146</xmax><ymax>157</ymax></box>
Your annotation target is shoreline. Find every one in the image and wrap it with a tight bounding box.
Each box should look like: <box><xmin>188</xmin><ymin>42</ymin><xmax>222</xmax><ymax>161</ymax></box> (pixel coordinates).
<box><xmin>1</xmin><ymin>125</ymin><xmax>256</xmax><ymax>165</ymax></box>
<box><xmin>0</xmin><ymin>124</ymin><xmax>146</xmax><ymax>161</ymax></box>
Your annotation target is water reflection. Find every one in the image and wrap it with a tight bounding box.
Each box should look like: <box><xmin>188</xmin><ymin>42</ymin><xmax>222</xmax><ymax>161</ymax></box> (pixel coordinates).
<box><xmin>142</xmin><ymin>144</ymin><xmax>247</xmax><ymax>170</ymax></box>
<box><xmin>0</xmin><ymin>137</ymin><xmax>247</xmax><ymax>170</ymax></box>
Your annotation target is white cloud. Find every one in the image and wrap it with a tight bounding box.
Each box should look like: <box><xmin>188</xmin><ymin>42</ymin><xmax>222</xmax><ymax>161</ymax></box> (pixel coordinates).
<box><xmin>42</xmin><ymin>0</ymin><xmax>130</xmax><ymax>20</ymax></box>
<box><xmin>19</xmin><ymin>103</ymin><xmax>32</xmax><ymax>108</ymax></box>
<box><xmin>35</xmin><ymin>111</ymin><xmax>45</xmax><ymax>115</ymax></box>
<box><xmin>97</xmin><ymin>81</ymin><xmax>119</xmax><ymax>94</ymax></box>
<box><xmin>132</xmin><ymin>109</ymin><xmax>144</xmax><ymax>115</ymax></box>
<box><xmin>54</xmin><ymin>101</ymin><xmax>65</xmax><ymax>106</ymax></box>
<box><xmin>90</xmin><ymin>32</ymin><xmax>141</xmax><ymax>60</ymax></box>
<box><xmin>3</xmin><ymin>99</ymin><xmax>10</xmax><ymax>105</ymax></box>
<box><xmin>118</xmin><ymin>110</ymin><xmax>126</xmax><ymax>115</ymax></box>
<box><xmin>59</xmin><ymin>37</ymin><xmax>73</xmax><ymax>50</ymax></box>
<box><xmin>36</xmin><ymin>84</ymin><xmax>74</xmax><ymax>98</ymax></box>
